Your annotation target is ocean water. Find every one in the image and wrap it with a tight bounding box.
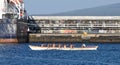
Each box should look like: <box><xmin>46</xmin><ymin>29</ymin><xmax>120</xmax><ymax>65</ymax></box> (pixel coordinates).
<box><xmin>0</xmin><ymin>43</ymin><xmax>120</xmax><ymax>65</ymax></box>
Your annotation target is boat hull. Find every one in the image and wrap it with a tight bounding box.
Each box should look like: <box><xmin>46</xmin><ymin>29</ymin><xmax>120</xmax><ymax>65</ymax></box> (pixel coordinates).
<box><xmin>29</xmin><ymin>45</ymin><xmax>98</xmax><ymax>50</ymax></box>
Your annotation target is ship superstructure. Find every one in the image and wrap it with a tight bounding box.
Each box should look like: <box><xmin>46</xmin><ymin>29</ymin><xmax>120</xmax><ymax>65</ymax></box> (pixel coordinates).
<box><xmin>0</xmin><ymin>0</ymin><xmax>25</xmax><ymax>19</ymax></box>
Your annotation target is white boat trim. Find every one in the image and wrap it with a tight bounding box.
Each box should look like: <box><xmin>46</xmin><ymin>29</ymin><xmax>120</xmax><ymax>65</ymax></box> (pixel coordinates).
<box><xmin>29</xmin><ymin>45</ymin><xmax>98</xmax><ymax>50</ymax></box>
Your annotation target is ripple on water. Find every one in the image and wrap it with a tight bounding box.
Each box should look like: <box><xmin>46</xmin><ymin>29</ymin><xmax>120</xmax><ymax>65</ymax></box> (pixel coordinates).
<box><xmin>0</xmin><ymin>43</ymin><xmax>120</xmax><ymax>65</ymax></box>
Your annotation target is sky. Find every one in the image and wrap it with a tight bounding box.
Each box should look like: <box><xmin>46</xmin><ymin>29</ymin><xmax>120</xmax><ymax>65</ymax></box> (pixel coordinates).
<box><xmin>24</xmin><ymin>0</ymin><xmax>120</xmax><ymax>15</ymax></box>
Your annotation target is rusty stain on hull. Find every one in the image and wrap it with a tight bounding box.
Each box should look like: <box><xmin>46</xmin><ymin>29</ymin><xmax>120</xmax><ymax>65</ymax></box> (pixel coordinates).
<box><xmin>0</xmin><ymin>39</ymin><xmax>18</xmax><ymax>43</ymax></box>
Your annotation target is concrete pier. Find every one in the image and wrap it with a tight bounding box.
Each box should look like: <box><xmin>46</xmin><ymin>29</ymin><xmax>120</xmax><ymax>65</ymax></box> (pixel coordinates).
<box><xmin>29</xmin><ymin>33</ymin><xmax>120</xmax><ymax>43</ymax></box>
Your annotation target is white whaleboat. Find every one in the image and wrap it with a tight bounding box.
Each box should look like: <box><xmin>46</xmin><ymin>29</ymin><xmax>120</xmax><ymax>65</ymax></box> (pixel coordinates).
<box><xmin>29</xmin><ymin>44</ymin><xmax>98</xmax><ymax>50</ymax></box>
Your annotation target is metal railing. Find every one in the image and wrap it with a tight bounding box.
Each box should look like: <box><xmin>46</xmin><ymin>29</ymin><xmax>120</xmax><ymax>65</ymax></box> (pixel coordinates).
<box><xmin>35</xmin><ymin>24</ymin><xmax>120</xmax><ymax>28</ymax></box>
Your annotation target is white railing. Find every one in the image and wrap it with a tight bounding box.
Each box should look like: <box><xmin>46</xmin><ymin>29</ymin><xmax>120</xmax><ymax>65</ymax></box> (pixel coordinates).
<box><xmin>37</xmin><ymin>24</ymin><xmax>120</xmax><ymax>28</ymax></box>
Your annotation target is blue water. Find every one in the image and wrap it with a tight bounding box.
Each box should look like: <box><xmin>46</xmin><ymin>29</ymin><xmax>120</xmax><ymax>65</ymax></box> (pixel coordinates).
<box><xmin>0</xmin><ymin>43</ymin><xmax>120</xmax><ymax>65</ymax></box>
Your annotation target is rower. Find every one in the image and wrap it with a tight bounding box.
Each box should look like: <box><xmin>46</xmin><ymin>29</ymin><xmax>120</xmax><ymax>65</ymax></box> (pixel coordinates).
<box><xmin>70</xmin><ymin>44</ymin><xmax>73</xmax><ymax>48</ymax></box>
<box><xmin>58</xmin><ymin>44</ymin><xmax>61</xmax><ymax>48</ymax></box>
<box><xmin>52</xmin><ymin>43</ymin><xmax>55</xmax><ymax>48</ymax></box>
<box><xmin>41</xmin><ymin>44</ymin><xmax>44</xmax><ymax>47</ymax></box>
<box><xmin>64</xmin><ymin>44</ymin><xmax>66</xmax><ymax>48</ymax></box>
<box><xmin>48</xmin><ymin>44</ymin><xmax>50</xmax><ymax>48</ymax></box>
<box><xmin>82</xmin><ymin>44</ymin><xmax>86</xmax><ymax>48</ymax></box>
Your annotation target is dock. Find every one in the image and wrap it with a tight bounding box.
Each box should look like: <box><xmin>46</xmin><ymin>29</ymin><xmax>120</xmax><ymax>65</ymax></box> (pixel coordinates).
<box><xmin>29</xmin><ymin>33</ymin><xmax>120</xmax><ymax>43</ymax></box>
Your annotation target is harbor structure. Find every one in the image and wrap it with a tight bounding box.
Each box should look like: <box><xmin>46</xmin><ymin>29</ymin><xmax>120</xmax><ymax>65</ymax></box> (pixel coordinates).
<box><xmin>28</xmin><ymin>16</ymin><xmax>120</xmax><ymax>42</ymax></box>
<box><xmin>0</xmin><ymin>0</ymin><xmax>120</xmax><ymax>43</ymax></box>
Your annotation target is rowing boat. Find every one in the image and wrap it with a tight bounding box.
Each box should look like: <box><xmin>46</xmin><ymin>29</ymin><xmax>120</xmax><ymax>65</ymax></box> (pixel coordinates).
<box><xmin>29</xmin><ymin>45</ymin><xmax>98</xmax><ymax>50</ymax></box>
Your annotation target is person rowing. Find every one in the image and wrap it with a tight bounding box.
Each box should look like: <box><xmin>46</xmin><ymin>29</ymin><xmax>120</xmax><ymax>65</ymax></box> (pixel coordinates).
<box><xmin>82</xmin><ymin>44</ymin><xmax>86</xmax><ymax>48</ymax></box>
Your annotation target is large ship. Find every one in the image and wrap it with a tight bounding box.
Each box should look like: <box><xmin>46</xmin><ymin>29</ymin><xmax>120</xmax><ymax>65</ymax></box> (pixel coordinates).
<box><xmin>0</xmin><ymin>0</ymin><xmax>27</xmax><ymax>43</ymax></box>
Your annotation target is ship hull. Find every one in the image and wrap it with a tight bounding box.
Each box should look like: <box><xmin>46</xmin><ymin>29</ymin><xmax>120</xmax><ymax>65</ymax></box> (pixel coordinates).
<box><xmin>0</xmin><ymin>19</ymin><xmax>28</xmax><ymax>43</ymax></box>
<box><xmin>0</xmin><ymin>19</ymin><xmax>17</xmax><ymax>43</ymax></box>
<box><xmin>0</xmin><ymin>39</ymin><xmax>18</xmax><ymax>43</ymax></box>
